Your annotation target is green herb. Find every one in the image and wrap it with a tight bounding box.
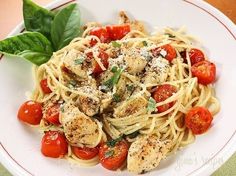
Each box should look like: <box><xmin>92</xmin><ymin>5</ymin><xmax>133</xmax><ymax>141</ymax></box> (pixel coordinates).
<box><xmin>111</xmin><ymin>66</ymin><xmax>118</xmax><ymax>73</ymax></box>
<box><xmin>74</xmin><ymin>58</ymin><xmax>84</xmax><ymax>65</ymax></box>
<box><xmin>60</xmin><ymin>105</ymin><xmax>64</xmax><ymax>113</ymax></box>
<box><xmin>23</xmin><ymin>0</ymin><xmax>55</xmax><ymax>40</ymax></box>
<box><xmin>142</xmin><ymin>41</ymin><xmax>148</xmax><ymax>46</ymax></box>
<box><xmin>106</xmin><ymin>136</ymin><xmax>123</xmax><ymax>148</ymax></box>
<box><xmin>127</xmin><ymin>131</ymin><xmax>140</xmax><ymax>139</ymax></box>
<box><xmin>166</xmin><ymin>33</ymin><xmax>175</xmax><ymax>38</ymax></box>
<box><xmin>127</xmin><ymin>84</ymin><xmax>134</xmax><ymax>91</ymax></box>
<box><xmin>104</xmin><ymin>150</ymin><xmax>114</xmax><ymax>158</ymax></box>
<box><xmin>102</xmin><ymin>68</ymin><xmax>123</xmax><ymax>91</ymax></box>
<box><xmin>51</xmin><ymin>4</ymin><xmax>83</xmax><ymax>50</ymax></box>
<box><xmin>147</xmin><ymin>97</ymin><xmax>157</xmax><ymax>113</ymax></box>
<box><xmin>67</xmin><ymin>79</ymin><xmax>77</xmax><ymax>89</ymax></box>
<box><xmin>112</xmin><ymin>93</ymin><xmax>121</xmax><ymax>102</ymax></box>
<box><xmin>0</xmin><ymin>32</ymin><xmax>53</xmax><ymax>65</ymax></box>
<box><xmin>112</xmin><ymin>41</ymin><xmax>121</xmax><ymax>48</ymax></box>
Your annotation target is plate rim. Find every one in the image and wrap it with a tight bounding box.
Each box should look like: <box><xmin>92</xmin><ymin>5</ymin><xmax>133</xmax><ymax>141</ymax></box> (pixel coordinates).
<box><xmin>0</xmin><ymin>0</ymin><xmax>235</xmax><ymax>176</ymax></box>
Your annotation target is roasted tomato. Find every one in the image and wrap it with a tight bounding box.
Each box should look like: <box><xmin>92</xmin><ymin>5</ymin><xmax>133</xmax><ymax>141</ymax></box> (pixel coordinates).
<box><xmin>40</xmin><ymin>79</ymin><xmax>52</xmax><ymax>94</ymax></box>
<box><xmin>191</xmin><ymin>60</ymin><xmax>216</xmax><ymax>85</ymax></box>
<box><xmin>152</xmin><ymin>44</ymin><xmax>177</xmax><ymax>62</ymax></box>
<box><xmin>181</xmin><ymin>48</ymin><xmax>205</xmax><ymax>65</ymax></box>
<box><xmin>93</xmin><ymin>50</ymin><xmax>109</xmax><ymax>76</ymax></box>
<box><xmin>18</xmin><ymin>100</ymin><xmax>43</xmax><ymax>125</ymax></box>
<box><xmin>89</xmin><ymin>27</ymin><xmax>110</xmax><ymax>46</ymax></box>
<box><xmin>45</xmin><ymin>104</ymin><xmax>61</xmax><ymax>125</ymax></box>
<box><xmin>153</xmin><ymin>84</ymin><xmax>177</xmax><ymax>113</ymax></box>
<box><xmin>72</xmin><ymin>146</ymin><xmax>99</xmax><ymax>160</ymax></box>
<box><xmin>106</xmin><ymin>24</ymin><xmax>130</xmax><ymax>40</ymax></box>
<box><xmin>41</xmin><ymin>131</ymin><xmax>68</xmax><ymax>158</ymax></box>
<box><xmin>185</xmin><ymin>107</ymin><xmax>213</xmax><ymax>135</ymax></box>
<box><xmin>99</xmin><ymin>139</ymin><xmax>128</xmax><ymax>170</ymax></box>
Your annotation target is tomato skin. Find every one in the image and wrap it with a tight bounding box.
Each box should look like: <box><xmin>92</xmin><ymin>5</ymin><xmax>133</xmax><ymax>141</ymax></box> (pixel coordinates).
<box><xmin>191</xmin><ymin>60</ymin><xmax>216</xmax><ymax>85</ymax></box>
<box><xmin>45</xmin><ymin>104</ymin><xmax>61</xmax><ymax>125</ymax></box>
<box><xmin>72</xmin><ymin>146</ymin><xmax>99</xmax><ymax>160</ymax></box>
<box><xmin>152</xmin><ymin>44</ymin><xmax>177</xmax><ymax>62</ymax></box>
<box><xmin>189</xmin><ymin>48</ymin><xmax>205</xmax><ymax>65</ymax></box>
<box><xmin>89</xmin><ymin>27</ymin><xmax>110</xmax><ymax>46</ymax></box>
<box><xmin>153</xmin><ymin>84</ymin><xmax>177</xmax><ymax>113</ymax></box>
<box><xmin>41</xmin><ymin>131</ymin><xmax>68</xmax><ymax>158</ymax></box>
<box><xmin>93</xmin><ymin>50</ymin><xmax>109</xmax><ymax>76</ymax></box>
<box><xmin>185</xmin><ymin>107</ymin><xmax>213</xmax><ymax>135</ymax></box>
<box><xmin>17</xmin><ymin>100</ymin><xmax>43</xmax><ymax>125</ymax></box>
<box><xmin>99</xmin><ymin>140</ymin><xmax>128</xmax><ymax>170</ymax></box>
<box><xmin>106</xmin><ymin>24</ymin><xmax>130</xmax><ymax>40</ymax></box>
<box><xmin>40</xmin><ymin>79</ymin><xmax>52</xmax><ymax>94</ymax></box>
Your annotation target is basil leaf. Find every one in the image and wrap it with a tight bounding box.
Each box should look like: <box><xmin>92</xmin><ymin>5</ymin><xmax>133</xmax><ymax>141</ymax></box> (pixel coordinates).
<box><xmin>74</xmin><ymin>58</ymin><xmax>84</xmax><ymax>65</ymax></box>
<box><xmin>0</xmin><ymin>32</ymin><xmax>53</xmax><ymax>65</ymax></box>
<box><xmin>102</xmin><ymin>68</ymin><xmax>123</xmax><ymax>90</ymax></box>
<box><xmin>106</xmin><ymin>137</ymin><xmax>123</xmax><ymax>148</ymax></box>
<box><xmin>51</xmin><ymin>4</ymin><xmax>83</xmax><ymax>50</ymax></box>
<box><xmin>112</xmin><ymin>93</ymin><xmax>121</xmax><ymax>102</ymax></box>
<box><xmin>147</xmin><ymin>97</ymin><xmax>157</xmax><ymax>113</ymax></box>
<box><xmin>112</xmin><ymin>41</ymin><xmax>121</xmax><ymax>48</ymax></box>
<box><xmin>104</xmin><ymin>150</ymin><xmax>114</xmax><ymax>158</ymax></box>
<box><xmin>23</xmin><ymin>0</ymin><xmax>55</xmax><ymax>40</ymax></box>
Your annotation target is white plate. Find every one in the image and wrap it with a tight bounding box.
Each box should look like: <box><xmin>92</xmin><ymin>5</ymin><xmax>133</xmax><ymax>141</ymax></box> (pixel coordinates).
<box><xmin>0</xmin><ymin>0</ymin><xmax>236</xmax><ymax>176</ymax></box>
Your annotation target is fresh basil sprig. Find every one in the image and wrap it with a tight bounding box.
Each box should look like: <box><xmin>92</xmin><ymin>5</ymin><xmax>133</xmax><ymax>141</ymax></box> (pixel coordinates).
<box><xmin>0</xmin><ymin>0</ymin><xmax>83</xmax><ymax>66</ymax></box>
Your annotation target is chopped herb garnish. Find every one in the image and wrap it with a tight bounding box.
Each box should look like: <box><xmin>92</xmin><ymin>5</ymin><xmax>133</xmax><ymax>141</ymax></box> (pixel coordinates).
<box><xmin>166</xmin><ymin>33</ymin><xmax>175</xmax><ymax>38</ymax></box>
<box><xmin>112</xmin><ymin>93</ymin><xmax>121</xmax><ymax>102</ymax></box>
<box><xmin>127</xmin><ymin>131</ymin><xmax>140</xmax><ymax>139</ymax></box>
<box><xmin>74</xmin><ymin>58</ymin><xmax>84</xmax><ymax>65</ymax></box>
<box><xmin>67</xmin><ymin>79</ymin><xmax>77</xmax><ymax>89</ymax></box>
<box><xmin>142</xmin><ymin>41</ymin><xmax>148</xmax><ymax>46</ymax></box>
<box><xmin>60</xmin><ymin>105</ymin><xmax>65</xmax><ymax>113</ymax></box>
<box><xmin>127</xmin><ymin>84</ymin><xmax>134</xmax><ymax>92</ymax></box>
<box><xmin>104</xmin><ymin>150</ymin><xmax>114</xmax><ymax>158</ymax></box>
<box><xmin>102</xmin><ymin>68</ymin><xmax>123</xmax><ymax>91</ymax></box>
<box><xmin>111</xmin><ymin>66</ymin><xmax>118</xmax><ymax>73</ymax></box>
<box><xmin>112</xmin><ymin>41</ymin><xmax>121</xmax><ymax>48</ymax></box>
<box><xmin>147</xmin><ymin>97</ymin><xmax>157</xmax><ymax>113</ymax></box>
<box><xmin>106</xmin><ymin>136</ymin><xmax>123</xmax><ymax>148</ymax></box>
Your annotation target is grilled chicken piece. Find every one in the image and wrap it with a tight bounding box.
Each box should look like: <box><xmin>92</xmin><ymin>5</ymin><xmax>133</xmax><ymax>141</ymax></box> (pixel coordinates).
<box><xmin>61</xmin><ymin>103</ymin><xmax>101</xmax><ymax>147</ymax></box>
<box><xmin>114</xmin><ymin>96</ymin><xmax>148</xmax><ymax>118</ymax></box>
<box><xmin>119</xmin><ymin>11</ymin><xmax>130</xmax><ymax>24</ymax></box>
<box><xmin>63</xmin><ymin>49</ymin><xmax>92</xmax><ymax>79</ymax></box>
<box><xmin>127</xmin><ymin>135</ymin><xmax>171</xmax><ymax>174</ymax></box>
<box><xmin>124</xmin><ymin>54</ymin><xmax>147</xmax><ymax>75</ymax></box>
<box><xmin>76</xmin><ymin>86</ymin><xmax>100</xmax><ymax>116</ymax></box>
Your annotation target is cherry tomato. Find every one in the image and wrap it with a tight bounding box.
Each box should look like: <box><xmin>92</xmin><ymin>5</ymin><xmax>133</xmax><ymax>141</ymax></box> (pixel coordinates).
<box><xmin>40</xmin><ymin>79</ymin><xmax>52</xmax><ymax>94</ymax></box>
<box><xmin>45</xmin><ymin>104</ymin><xmax>61</xmax><ymax>125</ymax></box>
<box><xmin>106</xmin><ymin>24</ymin><xmax>130</xmax><ymax>40</ymax></box>
<box><xmin>89</xmin><ymin>27</ymin><xmax>110</xmax><ymax>46</ymax></box>
<box><xmin>185</xmin><ymin>107</ymin><xmax>213</xmax><ymax>135</ymax></box>
<box><xmin>72</xmin><ymin>146</ymin><xmax>99</xmax><ymax>160</ymax></box>
<box><xmin>152</xmin><ymin>44</ymin><xmax>177</xmax><ymax>62</ymax></box>
<box><xmin>99</xmin><ymin>140</ymin><xmax>128</xmax><ymax>170</ymax></box>
<box><xmin>17</xmin><ymin>100</ymin><xmax>43</xmax><ymax>125</ymax></box>
<box><xmin>191</xmin><ymin>60</ymin><xmax>216</xmax><ymax>85</ymax></box>
<box><xmin>41</xmin><ymin>131</ymin><xmax>68</xmax><ymax>158</ymax></box>
<box><xmin>93</xmin><ymin>50</ymin><xmax>109</xmax><ymax>76</ymax></box>
<box><xmin>153</xmin><ymin>84</ymin><xmax>177</xmax><ymax>113</ymax></box>
<box><xmin>189</xmin><ymin>48</ymin><xmax>205</xmax><ymax>65</ymax></box>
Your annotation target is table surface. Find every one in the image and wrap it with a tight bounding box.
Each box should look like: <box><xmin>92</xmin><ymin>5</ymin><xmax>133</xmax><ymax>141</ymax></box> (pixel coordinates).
<box><xmin>0</xmin><ymin>0</ymin><xmax>236</xmax><ymax>175</ymax></box>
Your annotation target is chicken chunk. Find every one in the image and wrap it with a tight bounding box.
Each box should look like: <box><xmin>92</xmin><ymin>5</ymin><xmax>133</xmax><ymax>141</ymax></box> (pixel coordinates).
<box><xmin>76</xmin><ymin>86</ymin><xmax>100</xmax><ymax>116</ymax></box>
<box><xmin>63</xmin><ymin>49</ymin><xmax>92</xmax><ymax>79</ymax></box>
<box><xmin>114</xmin><ymin>96</ymin><xmax>148</xmax><ymax>118</ymax></box>
<box><xmin>127</xmin><ymin>135</ymin><xmax>171</xmax><ymax>174</ymax></box>
<box><xmin>61</xmin><ymin>103</ymin><xmax>101</xmax><ymax>147</ymax></box>
<box><xmin>124</xmin><ymin>54</ymin><xmax>147</xmax><ymax>75</ymax></box>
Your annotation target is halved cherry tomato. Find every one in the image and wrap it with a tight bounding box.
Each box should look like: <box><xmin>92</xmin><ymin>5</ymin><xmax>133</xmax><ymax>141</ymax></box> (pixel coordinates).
<box><xmin>185</xmin><ymin>107</ymin><xmax>213</xmax><ymax>135</ymax></box>
<box><xmin>18</xmin><ymin>100</ymin><xmax>42</xmax><ymax>125</ymax></box>
<box><xmin>45</xmin><ymin>104</ymin><xmax>61</xmax><ymax>125</ymax></box>
<box><xmin>153</xmin><ymin>84</ymin><xmax>177</xmax><ymax>113</ymax></box>
<box><xmin>72</xmin><ymin>146</ymin><xmax>99</xmax><ymax>160</ymax></box>
<box><xmin>99</xmin><ymin>140</ymin><xmax>128</xmax><ymax>170</ymax></box>
<box><xmin>41</xmin><ymin>131</ymin><xmax>68</xmax><ymax>158</ymax></box>
<box><xmin>93</xmin><ymin>50</ymin><xmax>109</xmax><ymax>76</ymax></box>
<box><xmin>152</xmin><ymin>44</ymin><xmax>177</xmax><ymax>62</ymax></box>
<box><xmin>191</xmin><ymin>60</ymin><xmax>216</xmax><ymax>85</ymax></box>
<box><xmin>40</xmin><ymin>79</ymin><xmax>52</xmax><ymax>94</ymax></box>
<box><xmin>180</xmin><ymin>48</ymin><xmax>205</xmax><ymax>65</ymax></box>
<box><xmin>89</xmin><ymin>27</ymin><xmax>110</xmax><ymax>46</ymax></box>
<box><xmin>106</xmin><ymin>24</ymin><xmax>130</xmax><ymax>40</ymax></box>
<box><xmin>189</xmin><ymin>48</ymin><xmax>205</xmax><ymax>65</ymax></box>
